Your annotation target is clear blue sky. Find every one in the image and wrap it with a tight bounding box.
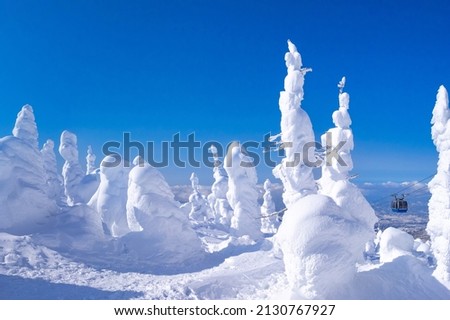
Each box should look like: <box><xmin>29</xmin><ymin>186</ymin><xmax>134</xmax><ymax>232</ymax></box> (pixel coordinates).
<box><xmin>0</xmin><ymin>0</ymin><xmax>449</xmax><ymax>184</ymax></box>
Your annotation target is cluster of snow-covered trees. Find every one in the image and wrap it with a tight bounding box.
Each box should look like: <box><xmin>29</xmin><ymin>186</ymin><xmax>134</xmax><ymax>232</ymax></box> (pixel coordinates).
<box><xmin>273</xmin><ymin>41</ymin><xmax>379</xmax><ymax>298</ymax></box>
<box><xmin>0</xmin><ymin>105</ymin><xmax>276</xmax><ymax>263</ymax></box>
<box><xmin>1</xmin><ymin>40</ymin><xmax>449</xmax><ymax>298</ymax></box>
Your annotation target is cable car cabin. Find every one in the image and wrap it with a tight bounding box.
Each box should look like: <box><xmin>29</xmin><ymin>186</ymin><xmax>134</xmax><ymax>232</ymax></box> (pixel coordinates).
<box><xmin>391</xmin><ymin>196</ymin><xmax>408</xmax><ymax>213</ymax></box>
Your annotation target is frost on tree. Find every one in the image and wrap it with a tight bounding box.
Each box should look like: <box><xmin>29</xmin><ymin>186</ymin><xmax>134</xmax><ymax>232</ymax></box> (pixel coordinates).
<box><xmin>59</xmin><ymin>130</ymin><xmax>85</xmax><ymax>204</ymax></box>
<box><xmin>122</xmin><ymin>157</ymin><xmax>203</xmax><ymax>264</ymax></box>
<box><xmin>321</xmin><ymin>76</ymin><xmax>353</xmax><ymax>180</ymax></box>
<box><xmin>59</xmin><ymin>130</ymin><xmax>99</xmax><ymax>205</ymax></box>
<box><xmin>41</xmin><ymin>139</ymin><xmax>64</xmax><ymax>203</ymax></box>
<box><xmin>187</xmin><ymin>172</ymin><xmax>212</xmax><ymax>222</ymax></box>
<box><xmin>261</xmin><ymin>179</ymin><xmax>278</xmax><ymax>234</ymax></box>
<box><xmin>275</xmin><ymin>42</ymin><xmax>369</xmax><ymax>299</ymax></box>
<box><xmin>224</xmin><ymin>142</ymin><xmax>262</xmax><ymax>241</ymax></box>
<box><xmin>86</xmin><ymin>145</ymin><xmax>97</xmax><ymax>175</ymax></box>
<box><xmin>12</xmin><ymin>104</ymin><xmax>39</xmax><ymax>148</ymax></box>
<box><xmin>207</xmin><ymin>145</ymin><xmax>233</xmax><ymax>227</ymax></box>
<box><xmin>88</xmin><ymin>155</ymin><xmax>130</xmax><ymax>237</ymax></box>
<box><xmin>428</xmin><ymin>85</ymin><xmax>450</xmax><ymax>287</ymax></box>
<box><xmin>0</xmin><ymin>105</ymin><xmax>57</xmax><ymax>232</ymax></box>
<box><xmin>272</xmin><ymin>40</ymin><xmax>317</xmax><ymax>209</ymax></box>
<box><xmin>318</xmin><ymin>77</ymin><xmax>378</xmax><ymax>259</ymax></box>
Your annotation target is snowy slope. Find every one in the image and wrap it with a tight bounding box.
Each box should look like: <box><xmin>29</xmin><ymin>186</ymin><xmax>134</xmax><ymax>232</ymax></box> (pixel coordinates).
<box><xmin>1</xmin><ymin>231</ymin><xmax>449</xmax><ymax>300</ymax></box>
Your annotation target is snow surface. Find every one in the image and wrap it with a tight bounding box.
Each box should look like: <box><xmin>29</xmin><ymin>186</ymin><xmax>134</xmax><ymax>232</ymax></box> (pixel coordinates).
<box><xmin>379</xmin><ymin>227</ymin><xmax>415</xmax><ymax>263</ymax></box>
<box><xmin>1</xmin><ymin>229</ymin><xmax>449</xmax><ymax>299</ymax></box>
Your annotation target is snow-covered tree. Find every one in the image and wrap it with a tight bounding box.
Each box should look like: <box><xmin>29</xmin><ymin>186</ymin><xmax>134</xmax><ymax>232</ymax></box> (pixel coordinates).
<box><xmin>187</xmin><ymin>172</ymin><xmax>212</xmax><ymax>222</ymax></box>
<box><xmin>428</xmin><ymin>85</ymin><xmax>450</xmax><ymax>287</ymax></box>
<box><xmin>260</xmin><ymin>179</ymin><xmax>278</xmax><ymax>234</ymax></box>
<box><xmin>59</xmin><ymin>130</ymin><xmax>85</xmax><ymax>205</ymax></box>
<box><xmin>321</xmin><ymin>76</ymin><xmax>353</xmax><ymax>180</ymax></box>
<box><xmin>275</xmin><ymin>41</ymin><xmax>371</xmax><ymax>299</ymax></box>
<box><xmin>318</xmin><ymin>77</ymin><xmax>378</xmax><ymax>258</ymax></box>
<box><xmin>12</xmin><ymin>104</ymin><xmax>39</xmax><ymax>148</ymax></box>
<box><xmin>207</xmin><ymin>145</ymin><xmax>233</xmax><ymax>227</ymax></box>
<box><xmin>123</xmin><ymin>156</ymin><xmax>203</xmax><ymax>263</ymax></box>
<box><xmin>272</xmin><ymin>40</ymin><xmax>317</xmax><ymax>209</ymax></box>
<box><xmin>88</xmin><ymin>155</ymin><xmax>130</xmax><ymax>237</ymax></box>
<box><xmin>224</xmin><ymin>142</ymin><xmax>262</xmax><ymax>241</ymax></box>
<box><xmin>86</xmin><ymin>145</ymin><xmax>97</xmax><ymax>174</ymax></box>
<box><xmin>0</xmin><ymin>105</ymin><xmax>57</xmax><ymax>232</ymax></box>
<box><xmin>59</xmin><ymin>130</ymin><xmax>99</xmax><ymax>205</ymax></box>
<box><xmin>41</xmin><ymin>139</ymin><xmax>63</xmax><ymax>202</ymax></box>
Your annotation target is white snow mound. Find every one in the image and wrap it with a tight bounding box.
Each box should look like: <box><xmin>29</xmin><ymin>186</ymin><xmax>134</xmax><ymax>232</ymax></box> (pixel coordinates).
<box><xmin>379</xmin><ymin>227</ymin><xmax>414</xmax><ymax>263</ymax></box>
<box><xmin>276</xmin><ymin>194</ymin><xmax>363</xmax><ymax>299</ymax></box>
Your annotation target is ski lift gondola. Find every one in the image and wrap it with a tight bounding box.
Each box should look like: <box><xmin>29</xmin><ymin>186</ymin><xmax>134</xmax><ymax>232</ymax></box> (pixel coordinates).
<box><xmin>371</xmin><ymin>174</ymin><xmax>434</xmax><ymax>213</ymax></box>
<box><xmin>391</xmin><ymin>194</ymin><xmax>408</xmax><ymax>213</ymax></box>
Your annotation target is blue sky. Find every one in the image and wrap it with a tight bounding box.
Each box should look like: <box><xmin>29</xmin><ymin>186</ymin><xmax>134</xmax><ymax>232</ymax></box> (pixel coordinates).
<box><xmin>0</xmin><ymin>0</ymin><xmax>449</xmax><ymax>184</ymax></box>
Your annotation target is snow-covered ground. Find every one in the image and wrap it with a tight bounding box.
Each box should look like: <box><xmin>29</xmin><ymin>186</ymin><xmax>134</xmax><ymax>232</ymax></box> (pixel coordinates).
<box><xmin>0</xmin><ymin>229</ymin><xmax>285</xmax><ymax>300</ymax></box>
<box><xmin>1</xmin><ymin>211</ymin><xmax>449</xmax><ymax>300</ymax></box>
